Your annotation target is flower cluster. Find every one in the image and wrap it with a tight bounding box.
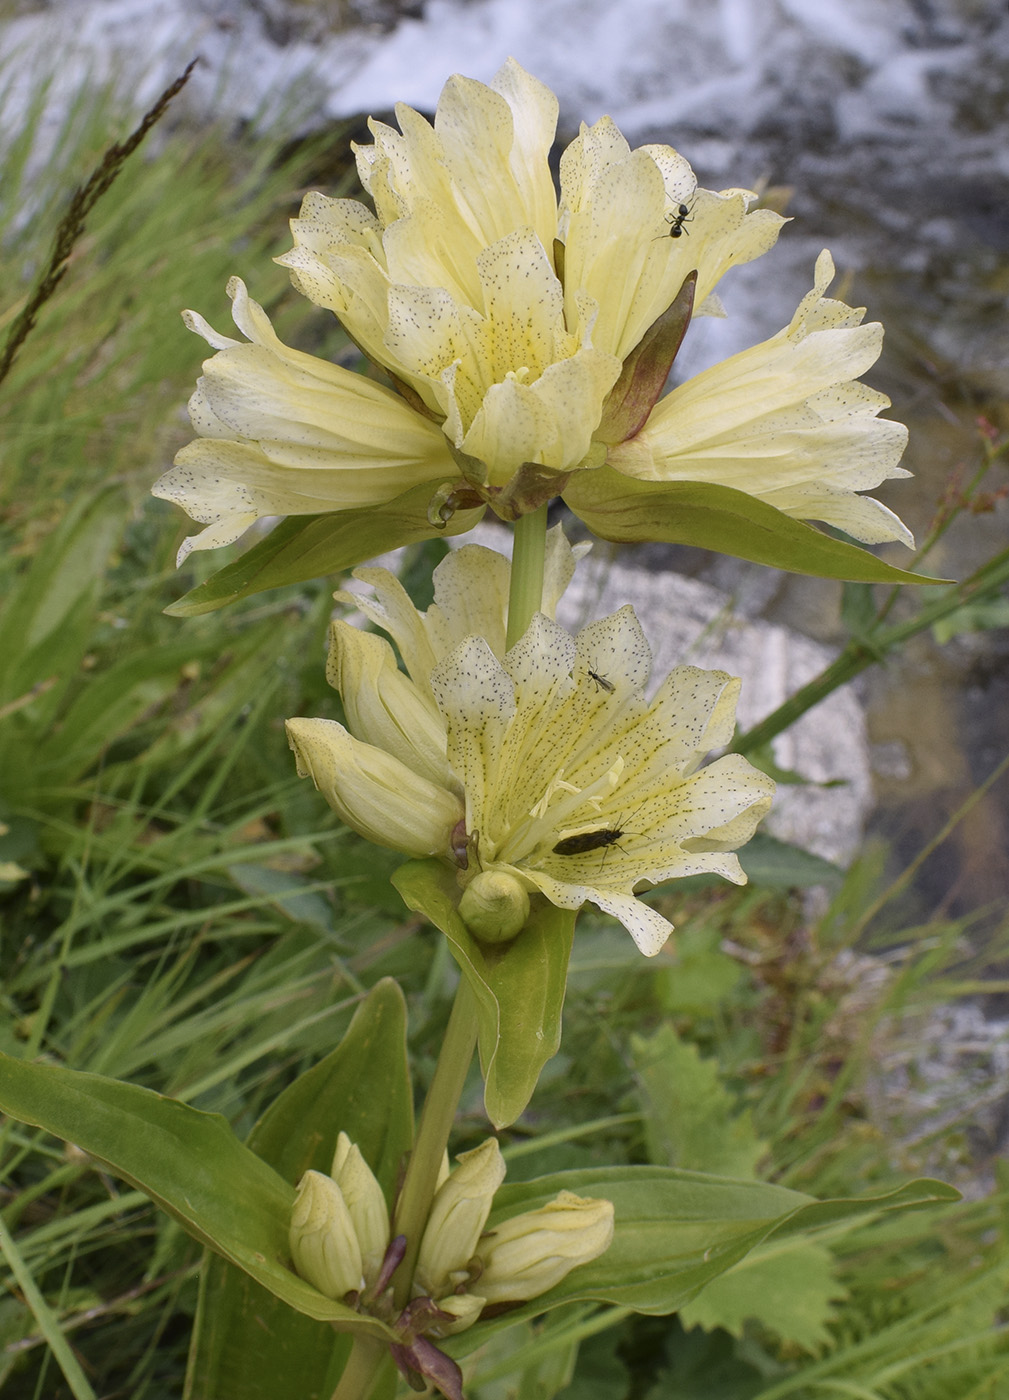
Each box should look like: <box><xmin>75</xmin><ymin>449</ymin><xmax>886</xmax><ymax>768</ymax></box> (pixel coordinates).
<box><xmin>286</xmin><ymin>532</ymin><xmax>774</xmax><ymax>955</ymax></box>
<box><xmin>153</xmin><ymin>59</ymin><xmax>910</xmax><ymax>567</ymax></box>
<box><xmin>289</xmin><ymin>1133</ymin><xmax>613</xmax><ymax>1395</ymax></box>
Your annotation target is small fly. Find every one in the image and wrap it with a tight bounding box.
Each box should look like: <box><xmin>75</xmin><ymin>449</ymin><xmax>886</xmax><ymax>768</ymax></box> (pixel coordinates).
<box><xmin>586</xmin><ymin>668</ymin><xmax>615</xmax><ymax>694</ymax></box>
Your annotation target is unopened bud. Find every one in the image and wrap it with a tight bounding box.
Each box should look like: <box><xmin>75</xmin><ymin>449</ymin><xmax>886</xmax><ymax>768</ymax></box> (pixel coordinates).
<box><xmin>414</xmin><ymin>1139</ymin><xmax>506</xmax><ymax>1299</ymax></box>
<box><xmin>459</xmin><ymin>870</ymin><xmax>530</xmax><ymax>944</ymax></box>
<box><xmin>331</xmin><ymin>1132</ymin><xmax>390</xmax><ymax>1286</ymax></box>
<box><xmin>289</xmin><ymin>1169</ymin><xmax>364</xmax><ymax>1299</ymax></box>
<box><xmin>475</xmin><ymin>1191</ymin><xmax>614</xmax><ymax>1304</ymax></box>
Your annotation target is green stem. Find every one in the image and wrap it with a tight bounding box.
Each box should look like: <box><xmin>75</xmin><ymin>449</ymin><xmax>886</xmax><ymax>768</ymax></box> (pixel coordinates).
<box><xmin>330</xmin><ymin>1334</ymin><xmax>389</xmax><ymax>1400</ymax></box>
<box><xmin>732</xmin><ymin>545</ymin><xmax>1009</xmax><ymax>756</ymax></box>
<box><xmin>391</xmin><ymin>977</ymin><xmax>479</xmax><ymax>1308</ymax></box>
<box><xmin>506</xmin><ymin>503</ymin><xmax>549</xmax><ymax>649</ymax></box>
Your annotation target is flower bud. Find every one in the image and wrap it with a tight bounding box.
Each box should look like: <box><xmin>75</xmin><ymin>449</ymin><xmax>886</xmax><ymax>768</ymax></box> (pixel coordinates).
<box><xmin>289</xmin><ymin>1170</ymin><xmax>364</xmax><ymax>1299</ymax></box>
<box><xmin>331</xmin><ymin>1132</ymin><xmax>390</xmax><ymax>1286</ymax></box>
<box><xmin>459</xmin><ymin>870</ymin><xmax>530</xmax><ymax>944</ymax></box>
<box><xmin>414</xmin><ymin>1139</ymin><xmax>506</xmax><ymax>1299</ymax></box>
<box><xmin>426</xmin><ymin>1292</ymin><xmax>487</xmax><ymax>1338</ymax></box>
<box><xmin>286</xmin><ymin>717</ymin><xmax>462</xmax><ymax>858</ymax></box>
<box><xmin>474</xmin><ymin>1191</ymin><xmax>614</xmax><ymax>1304</ymax></box>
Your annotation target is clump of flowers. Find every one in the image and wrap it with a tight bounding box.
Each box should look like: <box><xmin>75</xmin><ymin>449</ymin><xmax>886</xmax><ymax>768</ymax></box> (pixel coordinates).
<box><xmin>286</xmin><ymin>532</ymin><xmax>774</xmax><ymax>955</ymax></box>
<box><xmin>289</xmin><ymin>1133</ymin><xmax>613</xmax><ymax>1398</ymax></box>
<box><xmin>153</xmin><ymin>59</ymin><xmax>911</xmax><ymax>574</ymax></box>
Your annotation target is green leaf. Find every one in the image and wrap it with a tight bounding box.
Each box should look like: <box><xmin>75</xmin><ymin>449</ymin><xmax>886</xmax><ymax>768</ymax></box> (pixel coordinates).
<box><xmin>563</xmin><ymin>469</ymin><xmax>931</xmax><ymax>584</ymax></box>
<box><xmin>678</xmin><ymin>1236</ymin><xmax>844</xmax><ymax>1350</ymax></box>
<box><xmin>186</xmin><ymin>978</ymin><xmax>413</xmax><ymax>1400</ymax></box>
<box><xmin>446</xmin><ymin>1168</ymin><xmax>959</xmax><ymax>1355</ymax></box>
<box><xmin>632</xmin><ymin>1025</ymin><xmax>767</xmax><ymax>1180</ymax></box>
<box><xmin>164</xmin><ymin>482</ymin><xmax>485</xmax><ymax>617</ymax></box>
<box><xmin>737</xmin><ymin>832</ymin><xmax>844</xmax><ymax>889</ymax></box>
<box><xmin>392</xmin><ymin>860</ymin><xmax>574</xmax><ymax>1129</ymax></box>
<box><xmin>0</xmin><ymin>1051</ymin><xmax>390</xmax><ymax>1336</ymax></box>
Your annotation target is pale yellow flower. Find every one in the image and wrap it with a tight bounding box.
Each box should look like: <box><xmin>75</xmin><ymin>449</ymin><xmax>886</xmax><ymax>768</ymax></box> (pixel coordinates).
<box><xmin>602</xmin><ymin>250</ymin><xmax>914</xmax><ymax>546</ymax></box>
<box><xmin>286</xmin><ymin>533</ymin><xmax>774</xmax><ymax>955</ymax></box>
<box><xmin>156</xmin><ymin>61</ymin><xmax>787</xmax><ymax>564</ymax></box>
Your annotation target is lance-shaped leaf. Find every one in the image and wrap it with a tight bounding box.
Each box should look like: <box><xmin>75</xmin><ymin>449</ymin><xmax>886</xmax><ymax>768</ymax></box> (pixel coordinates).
<box><xmin>164</xmin><ymin>480</ymin><xmax>484</xmax><ymax>617</ymax></box>
<box><xmin>0</xmin><ymin>1053</ymin><xmax>392</xmax><ymax>1337</ymax></box>
<box><xmin>563</xmin><ymin>467</ymin><xmax>936</xmax><ymax>584</ymax></box>
<box><xmin>392</xmin><ymin>859</ymin><xmax>574</xmax><ymax>1129</ymax></box>
<box><xmin>444</xmin><ymin>1167</ymin><xmax>959</xmax><ymax>1355</ymax></box>
<box><xmin>186</xmin><ymin>978</ymin><xmax>413</xmax><ymax>1400</ymax></box>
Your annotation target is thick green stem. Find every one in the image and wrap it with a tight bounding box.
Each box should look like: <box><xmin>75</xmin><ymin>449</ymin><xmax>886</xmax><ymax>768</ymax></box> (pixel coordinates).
<box><xmin>329</xmin><ymin>1334</ymin><xmax>389</xmax><ymax>1400</ymax></box>
<box><xmin>391</xmin><ymin>977</ymin><xmax>479</xmax><ymax>1308</ymax></box>
<box><xmin>506</xmin><ymin>503</ymin><xmax>549</xmax><ymax>649</ymax></box>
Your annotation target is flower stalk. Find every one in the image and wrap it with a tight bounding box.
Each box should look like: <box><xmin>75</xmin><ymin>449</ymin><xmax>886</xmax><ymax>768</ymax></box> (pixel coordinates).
<box><xmin>391</xmin><ymin>977</ymin><xmax>480</xmax><ymax>1309</ymax></box>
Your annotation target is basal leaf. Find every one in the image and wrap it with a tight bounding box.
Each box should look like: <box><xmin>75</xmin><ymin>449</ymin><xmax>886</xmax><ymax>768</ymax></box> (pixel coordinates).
<box><xmin>392</xmin><ymin>860</ymin><xmax>574</xmax><ymax>1129</ymax></box>
<box><xmin>186</xmin><ymin>978</ymin><xmax>413</xmax><ymax>1400</ymax></box>
<box><xmin>563</xmin><ymin>469</ymin><xmax>933</xmax><ymax>584</ymax></box>
<box><xmin>0</xmin><ymin>1052</ymin><xmax>390</xmax><ymax>1336</ymax></box>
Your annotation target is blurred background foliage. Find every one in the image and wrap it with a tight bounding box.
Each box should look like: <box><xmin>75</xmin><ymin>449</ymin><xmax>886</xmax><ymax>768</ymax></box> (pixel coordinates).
<box><xmin>1</xmin><ymin>62</ymin><xmax>1008</xmax><ymax>1400</ymax></box>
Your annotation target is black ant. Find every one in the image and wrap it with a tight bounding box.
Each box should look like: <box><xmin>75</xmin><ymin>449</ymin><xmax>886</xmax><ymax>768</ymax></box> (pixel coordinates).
<box><xmin>658</xmin><ymin>201</ymin><xmax>694</xmax><ymax>239</ymax></box>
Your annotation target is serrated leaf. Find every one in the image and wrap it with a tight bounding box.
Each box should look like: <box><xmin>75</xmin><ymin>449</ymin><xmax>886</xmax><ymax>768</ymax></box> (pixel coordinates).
<box><xmin>679</xmin><ymin>1236</ymin><xmax>844</xmax><ymax>1349</ymax></box>
<box><xmin>164</xmin><ymin>482</ymin><xmax>484</xmax><ymax>617</ymax></box>
<box><xmin>392</xmin><ymin>860</ymin><xmax>574</xmax><ymax>1129</ymax></box>
<box><xmin>186</xmin><ymin>978</ymin><xmax>413</xmax><ymax>1400</ymax></box>
<box><xmin>563</xmin><ymin>469</ymin><xmax>933</xmax><ymax>584</ymax></box>
<box><xmin>632</xmin><ymin>1025</ymin><xmax>766</xmax><ymax>1180</ymax></box>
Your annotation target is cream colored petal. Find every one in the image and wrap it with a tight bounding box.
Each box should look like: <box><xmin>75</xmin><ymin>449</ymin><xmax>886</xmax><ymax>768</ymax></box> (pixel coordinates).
<box><xmin>488</xmin><ymin>59</ymin><xmax>560</xmax><ymax>248</ymax></box>
<box><xmin>476</xmin><ymin>1192</ymin><xmax>614</xmax><ymax>1305</ymax></box>
<box><xmin>574</xmin><ymin>606</ymin><xmax>653</xmax><ymax>695</ymax></box>
<box><xmin>425</xmin><ymin>544</ymin><xmax>511</xmax><ymax>660</ymax></box>
<box><xmin>608</xmin><ymin>256</ymin><xmax>912</xmax><ymax>544</ymax></box>
<box><xmin>542</xmin><ymin>525</ymin><xmax>591</xmax><ymax>620</ymax></box>
<box><xmin>435</xmin><ymin>73</ymin><xmax>548</xmax><ymax>251</ymax></box>
<box><xmin>684</xmin><ymin>189</ymin><xmax>787</xmax><ymax>313</ymax></box>
<box><xmin>325</xmin><ymin>622</ymin><xmax>452</xmax><ymax>789</ymax></box>
<box><xmin>461</xmin><ymin>345</ymin><xmax>621</xmax><ymax>482</ymax></box>
<box><xmin>561</xmin><ymin>145</ymin><xmax>671</xmax><ymax>359</ymax></box>
<box><xmin>522</xmin><ymin>867</ymin><xmax>675</xmax><ymax>955</ymax></box>
<box><xmin>336</xmin><ymin>567</ymin><xmax>439</xmax><ymax>693</ymax></box>
<box><xmin>431</xmin><ymin>636</ymin><xmax>516</xmax><ymax>830</ymax></box>
<box><xmin>286</xmin><ymin>717</ymin><xmax>461</xmax><ymax>858</ymax></box>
